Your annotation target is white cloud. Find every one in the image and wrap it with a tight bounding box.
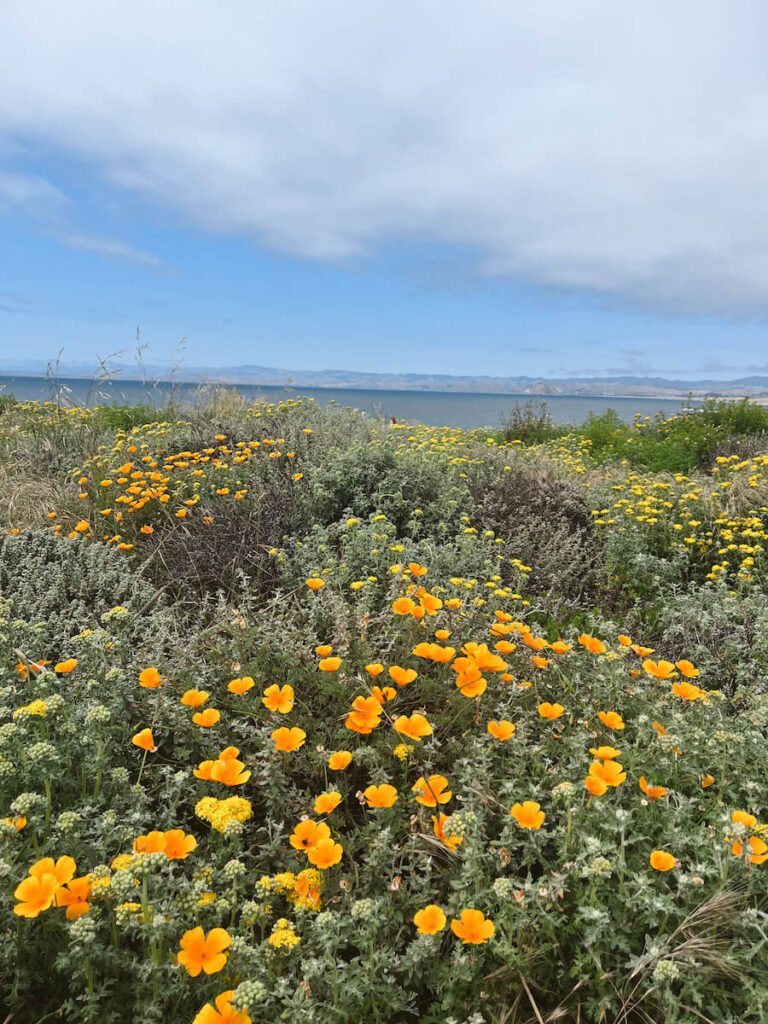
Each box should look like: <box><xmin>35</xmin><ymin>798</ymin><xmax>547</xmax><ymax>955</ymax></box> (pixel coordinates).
<box><xmin>0</xmin><ymin>169</ymin><xmax>166</xmax><ymax>267</ymax></box>
<box><xmin>57</xmin><ymin>233</ymin><xmax>168</xmax><ymax>269</ymax></box>
<box><xmin>1</xmin><ymin>2</ymin><xmax>768</xmax><ymax>310</ymax></box>
<box><xmin>0</xmin><ymin>171</ymin><xmax>66</xmax><ymax>216</ymax></box>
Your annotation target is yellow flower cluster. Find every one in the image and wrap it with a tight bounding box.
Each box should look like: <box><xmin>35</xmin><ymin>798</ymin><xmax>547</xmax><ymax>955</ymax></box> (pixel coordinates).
<box><xmin>13</xmin><ymin>700</ymin><xmax>47</xmax><ymax>719</ymax></box>
<box><xmin>194</xmin><ymin>796</ymin><xmax>252</xmax><ymax>833</ymax></box>
<box><xmin>268</xmin><ymin>917</ymin><xmax>301</xmax><ymax>949</ymax></box>
<box><xmin>257</xmin><ymin>869</ymin><xmax>324</xmax><ymax>911</ymax></box>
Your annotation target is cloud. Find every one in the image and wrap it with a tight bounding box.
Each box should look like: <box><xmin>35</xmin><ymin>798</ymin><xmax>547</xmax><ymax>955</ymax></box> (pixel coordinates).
<box><xmin>56</xmin><ymin>232</ymin><xmax>168</xmax><ymax>269</ymax></box>
<box><xmin>0</xmin><ymin>170</ymin><xmax>167</xmax><ymax>269</ymax></box>
<box><xmin>2</xmin><ymin>3</ymin><xmax>768</xmax><ymax>310</ymax></box>
<box><xmin>0</xmin><ymin>171</ymin><xmax>66</xmax><ymax>218</ymax></box>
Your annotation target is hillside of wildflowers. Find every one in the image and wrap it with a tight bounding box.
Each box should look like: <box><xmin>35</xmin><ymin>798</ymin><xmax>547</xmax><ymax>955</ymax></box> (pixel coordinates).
<box><xmin>0</xmin><ymin>392</ymin><xmax>767</xmax><ymax>1024</ymax></box>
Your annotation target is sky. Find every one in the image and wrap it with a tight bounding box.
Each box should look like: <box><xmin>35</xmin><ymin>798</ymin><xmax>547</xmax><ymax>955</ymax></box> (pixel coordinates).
<box><xmin>2</xmin><ymin>1</ymin><xmax>768</xmax><ymax>380</ymax></box>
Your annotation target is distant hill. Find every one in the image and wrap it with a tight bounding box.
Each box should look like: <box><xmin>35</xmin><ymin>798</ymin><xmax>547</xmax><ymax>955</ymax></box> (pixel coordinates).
<box><xmin>2</xmin><ymin>359</ymin><xmax>768</xmax><ymax>398</ymax></box>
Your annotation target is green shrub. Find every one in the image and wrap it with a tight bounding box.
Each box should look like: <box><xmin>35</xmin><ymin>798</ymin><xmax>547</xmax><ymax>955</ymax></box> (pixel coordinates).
<box><xmin>624</xmin><ymin>582</ymin><xmax>768</xmax><ymax>696</ymax></box>
<box><xmin>498</xmin><ymin>400</ymin><xmax>569</xmax><ymax>444</ymax></box>
<box><xmin>1</xmin><ymin>579</ymin><xmax>767</xmax><ymax>1023</ymax></box>
<box><xmin>471</xmin><ymin>465</ymin><xmax>604</xmax><ymax>613</ymax></box>
<box><xmin>0</xmin><ymin>532</ymin><xmax>166</xmax><ymax>653</ymax></box>
<box><xmin>2</xmin><ymin>395</ymin><xmax>768</xmax><ymax>1024</ymax></box>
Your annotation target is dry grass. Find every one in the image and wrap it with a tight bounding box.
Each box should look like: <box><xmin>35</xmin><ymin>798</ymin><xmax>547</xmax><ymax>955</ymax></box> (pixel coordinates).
<box><xmin>0</xmin><ymin>466</ymin><xmax>61</xmax><ymax>529</ymax></box>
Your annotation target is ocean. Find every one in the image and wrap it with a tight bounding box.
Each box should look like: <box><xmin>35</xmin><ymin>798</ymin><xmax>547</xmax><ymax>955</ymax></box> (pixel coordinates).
<box><xmin>0</xmin><ymin>375</ymin><xmax>692</xmax><ymax>429</ymax></box>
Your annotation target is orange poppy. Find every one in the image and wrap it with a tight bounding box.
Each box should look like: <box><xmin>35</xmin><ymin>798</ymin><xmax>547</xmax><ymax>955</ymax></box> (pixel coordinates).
<box><xmin>318</xmin><ymin>657</ymin><xmax>341</xmax><ymax>672</ymax></box>
<box><xmin>617</xmin><ymin>634</ymin><xmax>632</xmax><ymax>646</ymax></box>
<box><xmin>494</xmin><ymin>640</ymin><xmax>517</xmax><ymax>654</ymax></box>
<box><xmin>54</xmin><ymin>659</ymin><xmax>77</xmax><ymax>674</ymax></box>
<box><xmin>55</xmin><ymin>875</ymin><xmax>92</xmax><ymax>919</ymax></box>
<box><xmin>132</xmin><ymin>728</ymin><xmax>156</xmax><ymax>751</ymax></box>
<box><xmin>139</xmin><ymin>667</ymin><xmax>163</xmax><ymax>689</ymax></box>
<box><xmin>538</xmin><ymin>702</ymin><xmax>565</xmax><ymax>720</ymax></box>
<box><xmin>194</xmin><ymin>760</ymin><xmax>215</xmax><ymax>781</ymax></box>
<box><xmin>262</xmin><ymin>684</ymin><xmax>295</xmax><ymax>713</ymax></box>
<box><xmin>588</xmin><ymin>760</ymin><xmax>626</xmax><ymax>787</ymax></box>
<box><xmin>412</xmin><ymin>642</ymin><xmax>455</xmax><ymax>662</ymax></box>
<box><xmin>193</xmin><ymin>708</ymin><xmax>221</xmax><ymax>728</ymax></box>
<box><xmin>393</xmin><ymin>713</ymin><xmax>433</xmax><ymax>741</ymax></box>
<box><xmin>639</xmin><ymin>776</ymin><xmax>667</xmax><ymax>800</ymax></box>
<box><xmin>365</xmin><ymin>663</ymin><xmax>384</xmax><ymax>676</ymax></box>
<box><xmin>388</xmin><ymin>666</ymin><xmax>417</xmax><ymax>687</ymax></box>
<box><xmin>306</xmin><ymin>578</ymin><xmax>325</xmax><ymax>591</ymax></box>
<box><xmin>642</xmin><ymin>659</ymin><xmax>676</xmax><ymax>680</ymax></box>
<box><xmin>210</xmin><ymin>757</ymin><xmax>250</xmax><ymax>786</ymax></box>
<box><xmin>453</xmin><ymin>668</ymin><xmax>487</xmax><ymax>698</ymax></box>
<box><xmin>732</xmin><ymin>810</ymin><xmax>757</xmax><ymax>828</ymax></box>
<box><xmin>392</xmin><ymin>597</ymin><xmax>416</xmax><ymax>615</ymax></box>
<box><xmin>13</xmin><ymin>874</ymin><xmax>60</xmax><ymax>918</ymax></box>
<box><xmin>315</xmin><ymin>644</ymin><xmax>333</xmax><ymax>657</ymax></box>
<box><xmin>675</xmin><ymin>659</ymin><xmax>700</xmax><ymax>678</ymax></box>
<box><xmin>531</xmin><ymin>655</ymin><xmax>550</xmax><ymax>670</ymax></box>
<box><xmin>487</xmin><ymin>719</ymin><xmax>516</xmax><ymax>741</ymax></box>
<box><xmin>180</xmin><ymin>689</ymin><xmax>209</xmax><ymax>707</ymax></box>
<box><xmin>731</xmin><ymin>836</ymin><xmax>768</xmax><ymax>865</ymax></box>
<box><xmin>271</xmin><ymin>727</ymin><xmax>306</xmax><ymax>752</ymax></box>
<box><xmin>522</xmin><ymin>634</ymin><xmax>548</xmax><ymax>652</ymax></box>
<box><xmin>510</xmin><ymin>801</ymin><xmax>545</xmax><ymax>829</ymax></box>
<box><xmin>133</xmin><ymin>831</ymin><xmax>166</xmax><ymax>854</ymax></box>
<box><xmin>177</xmin><ymin>927</ymin><xmax>231</xmax><ymax>977</ymax></box>
<box><xmin>30</xmin><ymin>660</ymin><xmax>50</xmax><ymax>674</ymax></box>
<box><xmin>306</xmin><ymin>837</ymin><xmax>343</xmax><ymax>869</ymax></box>
<box><xmin>290</xmin><ymin>820</ymin><xmax>331</xmax><ymax>851</ymax></box>
<box><xmin>671</xmin><ymin>681</ymin><xmax>707</xmax><ymax>701</ymax></box>
<box><xmin>577</xmin><ymin>634</ymin><xmax>606</xmax><ymax>654</ymax></box>
<box><xmin>191</xmin><ymin>990</ymin><xmax>250</xmax><ymax>1024</ymax></box>
<box><xmin>29</xmin><ymin>856</ymin><xmax>76</xmax><ymax>886</ymax></box>
<box><xmin>589</xmin><ymin>745</ymin><xmax>621</xmax><ymax>761</ymax></box>
<box><xmin>163</xmin><ymin>830</ymin><xmax>198</xmax><ymax>859</ymax></box>
<box><xmin>461</xmin><ymin>643</ymin><xmax>507</xmax><ymax>673</ymax></box>
<box><xmin>432</xmin><ymin>812</ymin><xmax>463</xmax><ymax>850</ymax></box>
<box><xmin>314</xmin><ymin>791</ymin><xmax>342</xmax><ymax>815</ymax></box>
<box><xmin>418</xmin><ymin>591</ymin><xmax>443</xmax><ymax>616</ymax></box>
<box><xmin>228</xmin><ymin>676</ymin><xmax>255</xmax><ymax>695</ymax></box>
<box><xmin>598</xmin><ymin>710</ymin><xmax>625</xmax><ymax>731</ymax></box>
<box><xmin>371</xmin><ymin>685</ymin><xmax>396</xmax><ymax>704</ymax></box>
<box><xmin>649</xmin><ymin>850</ymin><xmax>675</xmax><ymax>871</ymax></box>
<box><xmin>345</xmin><ymin>695</ymin><xmax>383</xmax><ymax>734</ymax></box>
<box><xmin>412</xmin><ymin>775</ymin><xmax>451</xmax><ymax>807</ymax></box>
<box><xmin>701</xmin><ymin>774</ymin><xmax>715</xmax><ymax>788</ymax></box>
<box><xmin>364</xmin><ymin>783</ymin><xmax>399</xmax><ymax>808</ymax></box>
<box><xmin>413</xmin><ymin>904</ymin><xmax>447</xmax><ymax>934</ymax></box>
<box><xmin>451</xmin><ymin>908</ymin><xmax>495</xmax><ymax>944</ymax></box>
<box><xmin>328</xmin><ymin>751</ymin><xmax>352</xmax><ymax>770</ymax></box>
<box><xmin>585</xmin><ymin>776</ymin><xmax>607</xmax><ymax>796</ymax></box>
<box><xmin>490</xmin><ymin>622</ymin><xmax>515</xmax><ymax>637</ymax></box>
<box><xmin>549</xmin><ymin>640</ymin><xmax>572</xmax><ymax>656</ymax></box>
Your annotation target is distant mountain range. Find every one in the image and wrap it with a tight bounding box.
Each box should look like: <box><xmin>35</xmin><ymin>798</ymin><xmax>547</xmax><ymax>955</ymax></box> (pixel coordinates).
<box><xmin>3</xmin><ymin>359</ymin><xmax>768</xmax><ymax>398</ymax></box>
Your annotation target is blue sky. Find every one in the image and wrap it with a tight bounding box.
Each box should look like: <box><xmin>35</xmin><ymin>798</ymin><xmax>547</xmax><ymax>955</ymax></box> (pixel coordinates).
<box><xmin>2</xmin><ymin>2</ymin><xmax>768</xmax><ymax>380</ymax></box>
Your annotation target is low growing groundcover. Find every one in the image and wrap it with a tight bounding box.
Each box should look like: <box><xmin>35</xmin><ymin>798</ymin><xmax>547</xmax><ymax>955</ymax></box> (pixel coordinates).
<box><xmin>0</xmin><ymin>394</ymin><xmax>767</xmax><ymax>1023</ymax></box>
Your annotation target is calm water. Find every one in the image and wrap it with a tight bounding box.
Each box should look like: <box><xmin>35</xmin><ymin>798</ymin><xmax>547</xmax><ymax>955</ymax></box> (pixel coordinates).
<box><xmin>0</xmin><ymin>375</ymin><xmax>691</xmax><ymax>429</ymax></box>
